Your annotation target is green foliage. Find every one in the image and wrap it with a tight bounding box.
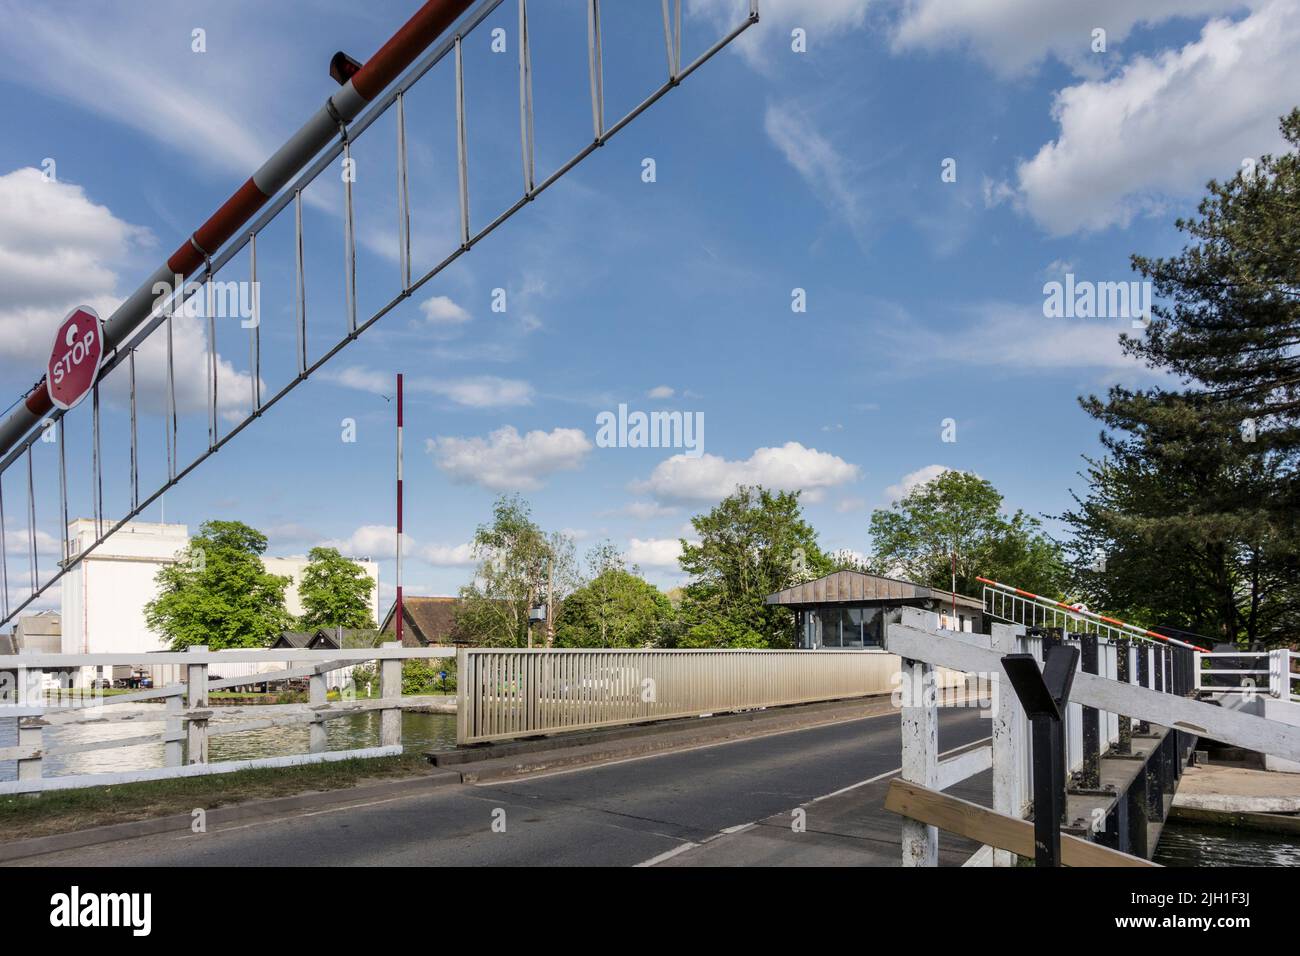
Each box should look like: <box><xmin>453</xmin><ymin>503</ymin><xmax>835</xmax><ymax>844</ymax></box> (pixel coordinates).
<box><xmin>1126</xmin><ymin>108</ymin><xmax>1300</xmax><ymax>439</ymax></box>
<box><xmin>402</xmin><ymin>659</ymin><xmax>454</xmax><ymax>694</ymax></box>
<box><xmin>297</xmin><ymin>546</ymin><xmax>376</xmax><ymax>630</ymax></box>
<box><xmin>144</xmin><ymin>520</ymin><xmax>293</xmax><ymax>650</ymax></box>
<box><xmin>1063</xmin><ymin>110</ymin><xmax>1300</xmax><ymax>648</ymax></box>
<box><xmin>676</xmin><ymin>486</ymin><xmax>832</xmax><ymax>648</ymax></box>
<box><xmin>456</xmin><ymin>494</ymin><xmax>579</xmax><ymax>647</ymax></box>
<box><xmin>867</xmin><ymin>470</ymin><xmax>1067</xmax><ymax>599</ymax></box>
<box><xmin>555</xmin><ymin>546</ymin><xmax>673</xmax><ymax>647</ymax></box>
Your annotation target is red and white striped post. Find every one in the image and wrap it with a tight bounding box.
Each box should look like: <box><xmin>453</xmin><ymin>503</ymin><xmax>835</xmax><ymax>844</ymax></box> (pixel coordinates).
<box><xmin>0</xmin><ymin>0</ymin><xmax>476</xmax><ymax>459</ymax></box>
<box><xmin>395</xmin><ymin>372</ymin><xmax>404</xmax><ymax>647</ymax></box>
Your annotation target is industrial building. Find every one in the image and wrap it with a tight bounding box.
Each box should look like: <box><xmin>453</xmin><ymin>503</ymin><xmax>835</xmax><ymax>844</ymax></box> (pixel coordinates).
<box><xmin>56</xmin><ymin>520</ymin><xmax>379</xmax><ymax>684</ymax></box>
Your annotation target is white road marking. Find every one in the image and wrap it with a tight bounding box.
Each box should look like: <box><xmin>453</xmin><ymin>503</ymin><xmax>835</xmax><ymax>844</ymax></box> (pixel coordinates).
<box><xmin>633</xmin><ymin>734</ymin><xmax>994</xmax><ymax>867</ymax></box>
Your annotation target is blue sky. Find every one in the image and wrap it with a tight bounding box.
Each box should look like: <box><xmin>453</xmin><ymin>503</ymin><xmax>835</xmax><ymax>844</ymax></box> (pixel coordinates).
<box><xmin>1</xmin><ymin>0</ymin><xmax>1296</xmax><ymax>614</ymax></box>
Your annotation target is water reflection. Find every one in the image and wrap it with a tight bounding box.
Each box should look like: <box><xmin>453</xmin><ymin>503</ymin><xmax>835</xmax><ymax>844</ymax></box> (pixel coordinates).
<box><xmin>0</xmin><ymin>708</ymin><xmax>457</xmax><ymax>781</ymax></box>
<box><xmin>1154</xmin><ymin>820</ymin><xmax>1300</xmax><ymax>867</ymax></box>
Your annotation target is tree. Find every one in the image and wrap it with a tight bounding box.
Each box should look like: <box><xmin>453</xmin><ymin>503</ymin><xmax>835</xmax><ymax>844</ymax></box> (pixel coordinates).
<box><xmin>1062</xmin><ymin>388</ymin><xmax>1298</xmax><ymax>648</ymax></box>
<box><xmin>554</xmin><ymin>544</ymin><xmax>673</xmax><ymax>648</ymax></box>
<box><xmin>144</xmin><ymin>520</ymin><xmax>294</xmax><ymax>650</ymax></box>
<box><xmin>867</xmin><ymin>470</ymin><xmax>1067</xmax><ymax>599</ymax></box>
<box><xmin>1125</xmin><ymin>109</ymin><xmax>1300</xmax><ymax>442</ymax></box>
<box><xmin>297</xmin><ymin>546</ymin><xmax>376</xmax><ymax>630</ymax></box>
<box><xmin>456</xmin><ymin>495</ymin><xmax>578</xmax><ymax>647</ymax></box>
<box><xmin>1061</xmin><ymin>110</ymin><xmax>1300</xmax><ymax>648</ymax></box>
<box><xmin>676</xmin><ymin>486</ymin><xmax>833</xmax><ymax>648</ymax></box>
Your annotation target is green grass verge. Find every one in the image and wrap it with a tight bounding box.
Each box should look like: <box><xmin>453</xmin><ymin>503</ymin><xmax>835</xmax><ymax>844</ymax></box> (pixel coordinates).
<box><xmin>0</xmin><ymin>752</ymin><xmax>435</xmax><ymax>844</ymax></box>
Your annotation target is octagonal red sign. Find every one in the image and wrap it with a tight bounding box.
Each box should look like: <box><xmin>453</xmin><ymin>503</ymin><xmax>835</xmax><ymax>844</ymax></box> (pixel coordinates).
<box><xmin>46</xmin><ymin>306</ymin><xmax>104</xmax><ymax>411</ymax></box>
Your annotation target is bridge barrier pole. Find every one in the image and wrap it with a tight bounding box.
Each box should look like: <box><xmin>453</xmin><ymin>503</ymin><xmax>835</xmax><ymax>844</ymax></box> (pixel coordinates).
<box><xmin>16</xmin><ymin>669</ymin><xmax>45</xmax><ymax>797</ymax></box>
<box><xmin>1078</xmin><ymin>634</ymin><xmax>1100</xmax><ymax>789</ymax></box>
<box><xmin>899</xmin><ymin>653</ymin><xmax>939</xmax><ymax>866</ymax></box>
<box><xmin>164</xmin><ymin>691</ymin><xmax>183</xmax><ymax>767</ymax></box>
<box><xmin>1136</xmin><ymin>648</ymin><xmax>1151</xmax><ymax>734</ymax></box>
<box><xmin>309</xmin><ymin>671</ymin><xmax>328</xmax><ymax>753</ymax></box>
<box><xmin>186</xmin><ymin>645</ymin><xmax>210</xmax><ymax>764</ymax></box>
<box><xmin>380</xmin><ymin>642</ymin><xmax>402</xmax><ymax>748</ymax></box>
<box><xmin>1115</xmin><ymin>637</ymin><xmax>1132</xmax><ymax>754</ymax></box>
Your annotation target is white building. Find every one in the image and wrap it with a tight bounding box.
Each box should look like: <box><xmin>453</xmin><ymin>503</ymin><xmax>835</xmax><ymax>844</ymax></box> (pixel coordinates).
<box><xmin>60</xmin><ymin>520</ymin><xmax>379</xmax><ymax>680</ymax></box>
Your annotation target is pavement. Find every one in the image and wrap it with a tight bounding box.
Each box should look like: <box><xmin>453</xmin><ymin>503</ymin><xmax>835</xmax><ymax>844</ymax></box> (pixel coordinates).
<box><xmin>1174</xmin><ymin>762</ymin><xmax>1300</xmax><ymax>813</ymax></box>
<box><xmin>5</xmin><ymin>705</ymin><xmax>994</xmax><ymax>866</ymax></box>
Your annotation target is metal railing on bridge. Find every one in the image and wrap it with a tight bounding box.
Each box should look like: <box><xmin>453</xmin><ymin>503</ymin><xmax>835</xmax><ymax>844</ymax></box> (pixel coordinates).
<box><xmin>455</xmin><ymin>647</ymin><xmax>967</xmax><ymax>745</ymax></box>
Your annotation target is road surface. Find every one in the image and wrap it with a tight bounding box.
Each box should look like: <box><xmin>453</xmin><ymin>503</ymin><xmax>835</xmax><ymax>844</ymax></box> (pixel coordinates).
<box><xmin>13</xmin><ymin>707</ymin><xmax>993</xmax><ymax>866</ymax></box>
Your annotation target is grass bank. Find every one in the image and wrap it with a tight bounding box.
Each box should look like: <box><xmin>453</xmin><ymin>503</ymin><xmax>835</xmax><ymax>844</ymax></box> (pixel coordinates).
<box><xmin>0</xmin><ymin>752</ymin><xmax>436</xmax><ymax>843</ymax></box>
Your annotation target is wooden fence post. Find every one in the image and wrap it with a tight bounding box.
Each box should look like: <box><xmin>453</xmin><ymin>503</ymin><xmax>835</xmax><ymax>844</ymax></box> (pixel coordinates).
<box><xmin>164</xmin><ymin>690</ymin><xmax>183</xmax><ymax>767</ymax></box>
<box><xmin>380</xmin><ymin>642</ymin><xmax>402</xmax><ymax>748</ymax></box>
<box><xmin>309</xmin><ymin>671</ymin><xmax>328</xmax><ymax>753</ymax></box>
<box><xmin>898</xmin><ymin>610</ymin><xmax>940</xmax><ymax>866</ymax></box>
<box><xmin>990</xmin><ymin>623</ymin><xmax>1019</xmax><ymax>867</ymax></box>
<box><xmin>186</xmin><ymin>645</ymin><xmax>209</xmax><ymax>764</ymax></box>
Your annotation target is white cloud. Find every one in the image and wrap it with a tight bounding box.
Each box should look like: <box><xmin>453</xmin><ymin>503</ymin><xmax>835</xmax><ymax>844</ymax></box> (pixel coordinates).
<box><xmin>0</xmin><ymin>2</ymin><xmax>282</xmax><ymax>176</ymax></box>
<box><xmin>428</xmin><ymin>426</ymin><xmax>593</xmax><ymax>491</ymax></box>
<box><xmin>0</xmin><ymin>168</ymin><xmax>254</xmax><ymax>421</ymax></box>
<box><xmin>634</xmin><ymin>442</ymin><xmax>860</xmax><ymax>503</ymax></box>
<box><xmin>419</xmin><ymin>295</ymin><xmax>471</xmax><ymax>326</ymax></box>
<box><xmin>647</xmin><ymin>385</ymin><xmax>676</xmax><ymax>399</ymax></box>
<box><xmin>433</xmin><ymin>376</ymin><xmax>533</xmax><ymax>409</ymax></box>
<box><xmin>1014</xmin><ymin>2</ymin><xmax>1298</xmax><ymax>235</ymax></box>
<box><xmin>322</xmin><ymin>524</ymin><xmax>475</xmax><ymax>567</ymax></box>
<box><xmin>626</xmin><ymin>537</ymin><xmax>692</xmax><ymax>570</ymax></box>
<box><xmin>764</xmin><ymin>100</ymin><xmax>866</xmax><ymax>235</ymax></box>
<box><xmin>892</xmin><ymin>0</ymin><xmax>1250</xmax><ymax>76</ymax></box>
<box><xmin>617</xmin><ymin>501</ymin><xmax>681</xmax><ymax>520</ymax></box>
<box><xmin>419</xmin><ymin>542</ymin><xmax>477</xmax><ymax>566</ymax></box>
<box><xmin>884</xmin><ymin>464</ymin><xmax>953</xmax><ymax>502</ymax></box>
<box><xmin>321</xmin><ymin>525</ymin><xmax>401</xmax><ymax>560</ymax></box>
<box><xmin>836</xmin><ymin>496</ymin><xmax>867</xmax><ymax>513</ymax></box>
<box><xmin>0</xmin><ymin>168</ymin><xmax>150</xmax><ymax>367</ymax></box>
<box><xmin>3</xmin><ymin>527</ymin><xmax>62</xmax><ymax>558</ymax></box>
<box><xmin>877</xmin><ymin>301</ymin><xmax>1152</xmax><ymax>375</ymax></box>
<box><xmin>325</xmin><ymin>366</ymin><xmax>533</xmax><ymax>408</ymax></box>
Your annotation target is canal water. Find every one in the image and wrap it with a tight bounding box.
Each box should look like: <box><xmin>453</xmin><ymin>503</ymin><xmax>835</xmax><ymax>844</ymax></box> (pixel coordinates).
<box><xmin>0</xmin><ymin>709</ymin><xmax>457</xmax><ymax>782</ymax></box>
<box><xmin>1153</xmin><ymin>819</ymin><xmax>1300</xmax><ymax>866</ymax></box>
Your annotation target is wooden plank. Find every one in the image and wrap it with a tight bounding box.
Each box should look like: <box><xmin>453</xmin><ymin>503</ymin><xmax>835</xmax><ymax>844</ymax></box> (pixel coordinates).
<box><xmin>884</xmin><ymin>778</ymin><xmax>1158</xmax><ymax>868</ymax></box>
<box><xmin>886</xmin><ymin>615</ymin><xmax>1300</xmax><ymax>764</ymax></box>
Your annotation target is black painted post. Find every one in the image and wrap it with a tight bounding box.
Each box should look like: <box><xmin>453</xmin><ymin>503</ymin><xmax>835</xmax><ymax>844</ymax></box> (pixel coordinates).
<box><xmin>1116</xmin><ymin>637</ymin><xmax>1132</xmax><ymax>754</ymax></box>
<box><xmin>1136</xmin><ymin>645</ymin><xmax>1151</xmax><ymax>734</ymax></box>
<box><xmin>1154</xmin><ymin>646</ymin><xmax>1164</xmax><ymax>694</ymax></box>
<box><xmin>1079</xmin><ymin>633</ymin><xmax>1101</xmax><ymax>789</ymax></box>
<box><xmin>1002</xmin><ymin>645</ymin><xmax>1079</xmax><ymax>868</ymax></box>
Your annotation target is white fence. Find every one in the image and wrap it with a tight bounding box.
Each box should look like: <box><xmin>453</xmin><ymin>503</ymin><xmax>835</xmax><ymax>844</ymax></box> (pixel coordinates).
<box><xmin>0</xmin><ymin>643</ymin><xmax>454</xmax><ymax>794</ymax></box>
<box><xmin>456</xmin><ymin>646</ymin><xmax>966</xmax><ymax>745</ymax></box>
<box><xmin>1194</xmin><ymin>649</ymin><xmax>1299</xmax><ymax>703</ymax></box>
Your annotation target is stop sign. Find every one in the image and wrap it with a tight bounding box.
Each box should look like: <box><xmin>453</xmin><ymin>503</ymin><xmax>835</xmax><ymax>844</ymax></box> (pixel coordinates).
<box><xmin>46</xmin><ymin>306</ymin><xmax>104</xmax><ymax>411</ymax></box>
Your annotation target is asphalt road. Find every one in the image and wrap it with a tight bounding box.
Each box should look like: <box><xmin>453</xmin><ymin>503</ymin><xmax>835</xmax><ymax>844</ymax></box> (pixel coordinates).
<box><xmin>15</xmin><ymin>707</ymin><xmax>992</xmax><ymax>866</ymax></box>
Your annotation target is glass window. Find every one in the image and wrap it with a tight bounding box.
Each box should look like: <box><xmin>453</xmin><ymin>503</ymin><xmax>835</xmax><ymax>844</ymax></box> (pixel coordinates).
<box><xmin>843</xmin><ymin>608</ymin><xmax>864</xmax><ymax>647</ymax></box>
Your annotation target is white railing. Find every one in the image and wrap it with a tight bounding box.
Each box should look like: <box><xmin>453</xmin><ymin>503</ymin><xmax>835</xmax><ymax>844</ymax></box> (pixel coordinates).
<box><xmin>0</xmin><ymin>643</ymin><xmax>453</xmax><ymax>794</ymax></box>
<box><xmin>1194</xmin><ymin>648</ymin><xmax>1298</xmax><ymax>703</ymax></box>
<box><xmin>455</xmin><ymin>646</ymin><xmax>967</xmax><ymax>745</ymax></box>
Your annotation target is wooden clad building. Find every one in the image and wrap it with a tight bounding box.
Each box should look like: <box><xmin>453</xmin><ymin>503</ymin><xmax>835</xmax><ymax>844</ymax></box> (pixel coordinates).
<box><xmin>765</xmin><ymin>570</ymin><xmax>985</xmax><ymax>649</ymax></box>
